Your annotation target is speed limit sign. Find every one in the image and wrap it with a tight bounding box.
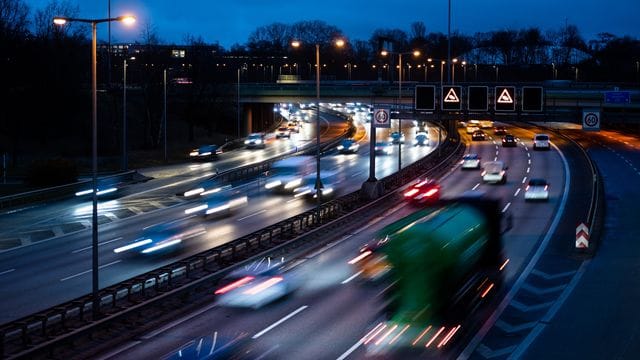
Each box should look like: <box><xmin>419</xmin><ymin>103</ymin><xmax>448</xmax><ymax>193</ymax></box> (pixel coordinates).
<box><xmin>582</xmin><ymin>109</ymin><xmax>600</xmax><ymax>131</ymax></box>
<box><xmin>374</xmin><ymin>108</ymin><xmax>390</xmax><ymax>128</ymax></box>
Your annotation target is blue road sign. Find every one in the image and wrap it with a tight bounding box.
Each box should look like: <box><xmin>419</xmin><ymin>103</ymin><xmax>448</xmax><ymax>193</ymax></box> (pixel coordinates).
<box><xmin>604</xmin><ymin>91</ymin><xmax>630</xmax><ymax>104</ymax></box>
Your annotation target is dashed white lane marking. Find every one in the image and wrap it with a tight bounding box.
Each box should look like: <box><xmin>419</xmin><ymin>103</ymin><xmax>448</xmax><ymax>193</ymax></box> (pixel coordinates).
<box><xmin>342</xmin><ymin>271</ymin><xmax>363</xmax><ymax>284</ymax></box>
<box><xmin>522</xmin><ymin>177</ymin><xmax>527</xmax><ymax>184</ymax></box>
<box><xmin>494</xmin><ymin>157</ymin><xmax>498</xmax><ymax>161</ymax></box>
<box><xmin>526</xmin><ymin>167</ymin><xmax>530</xmax><ymax>173</ymax></box>
<box><xmin>72</xmin><ymin>237</ymin><xmax>123</xmax><ymax>254</ymax></box>
<box><xmin>528</xmin><ymin>159</ymin><xmax>531</xmax><ymax>165</ymax></box>
<box><xmin>514</xmin><ymin>188</ymin><xmax>521</xmax><ymax>197</ymax></box>
<box><xmin>472</xmin><ymin>183</ymin><xmax>481</xmax><ymax>190</ymax></box>
<box><xmin>252</xmin><ymin>305</ymin><xmax>309</xmax><ymax>339</ymax></box>
<box><xmin>0</xmin><ymin>268</ymin><xmax>16</xmax><ymax>276</ymax></box>
<box><xmin>237</xmin><ymin>209</ymin><xmax>266</xmax><ymax>221</ymax></box>
<box><xmin>502</xmin><ymin>202</ymin><xmax>511</xmax><ymax>213</ymax></box>
<box><xmin>60</xmin><ymin>260</ymin><xmax>122</xmax><ymax>282</ymax></box>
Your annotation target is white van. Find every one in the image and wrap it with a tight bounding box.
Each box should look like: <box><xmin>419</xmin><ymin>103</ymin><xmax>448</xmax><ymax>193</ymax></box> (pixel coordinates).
<box><xmin>482</xmin><ymin>161</ymin><xmax>508</xmax><ymax>184</ymax></box>
<box><xmin>533</xmin><ymin>134</ymin><xmax>550</xmax><ymax>150</ymax></box>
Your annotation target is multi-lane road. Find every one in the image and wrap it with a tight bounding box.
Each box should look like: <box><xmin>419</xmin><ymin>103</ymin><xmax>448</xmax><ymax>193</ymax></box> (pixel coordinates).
<box><xmin>95</xmin><ymin>123</ymin><xmax>577</xmax><ymax>359</ymax></box>
<box><xmin>0</xmin><ymin>109</ymin><xmax>442</xmax><ymax>324</ymax></box>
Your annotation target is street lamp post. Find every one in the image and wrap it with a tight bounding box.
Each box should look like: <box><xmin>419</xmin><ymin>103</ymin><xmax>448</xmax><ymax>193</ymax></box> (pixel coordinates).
<box><xmin>452</xmin><ymin>58</ymin><xmax>458</xmax><ymax>84</ymax></box>
<box><xmin>163</xmin><ymin>69</ymin><xmax>167</xmax><ymax>162</ymax></box>
<box><xmin>291</xmin><ymin>39</ymin><xmax>344</xmax><ymax>220</ymax></box>
<box><xmin>53</xmin><ymin>14</ymin><xmax>135</xmax><ymax>319</ymax></box>
<box><xmin>440</xmin><ymin>60</ymin><xmax>445</xmax><ymax>88</ymax></box>
<box><xmin>123</xmin><ymin>58</ymin><xmax>128</xmax><ymax>171</ymax></box>
<box><xmin>462</xmin><ymin>61</ymin><xmax>467</xmax><ymax>81</ymax></box>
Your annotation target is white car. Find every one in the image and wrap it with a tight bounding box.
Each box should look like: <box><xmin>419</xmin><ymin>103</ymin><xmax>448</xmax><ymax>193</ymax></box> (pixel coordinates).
<box><xmin>214</xmin><ymin>259</ymin><xmax>297</xmax><ymax>309</ymax></box>
<box><xmin>524</xmin><ymin>178</ymin><xmax>549</xmax><ymax>201</ymax></box>
<box><xmin>276</xmin><ymin>127</ymin><xmax>291</xmax><ymax>138</ymax></box>
<box><xmin>533</xmin><ymin>134</ymin><xmax>550</xmax><ymax>150</ymax></box>
<box><xmin>466</xmin><ymin>125</ymin><xmax>480</xmax><ymax>134</ymax></box>
<box><xmin>461</xmin><ymin>153</ymin><xmax>481</xmax><ymax>169</ymax></box>
<box><xmin>245</xmin><ymin>133</ymin><xmax>266</xmax><ymax>149</ymax></box>
<box><xmin>482</xmin><ymin>161</ymin><xmax>507</xmax><ymax>184</ymax></box>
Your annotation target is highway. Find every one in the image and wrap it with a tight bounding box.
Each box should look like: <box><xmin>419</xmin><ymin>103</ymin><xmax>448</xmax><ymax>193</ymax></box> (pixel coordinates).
<box><xmin>97</xmin><ymin>123</ymin><xmax>572</xmax><ymax>359</ymax></box>
<box><xmin>0</xmin><ymin>109</ymin><xmax>443</xmax><ymax>324</ymax></box>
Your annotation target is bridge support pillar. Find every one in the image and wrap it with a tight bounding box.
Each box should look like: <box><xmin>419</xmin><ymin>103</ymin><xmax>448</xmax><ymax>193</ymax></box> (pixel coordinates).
<box><xmin>244</xmin><ymin>103</ymin><xmax>277</xmax><ymax>134</ymax></box>
<box><xmin>361</xmin><ymin>180</ymin><xmax>384</xmax><ymax>199</ymax></box>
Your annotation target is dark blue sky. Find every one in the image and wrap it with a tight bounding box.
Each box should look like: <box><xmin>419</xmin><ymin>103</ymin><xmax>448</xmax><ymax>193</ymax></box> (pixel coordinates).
<box><xmin>28</xmin><ymin>0</ymin><xmax>639</xmax><ymax>47</ymax></box>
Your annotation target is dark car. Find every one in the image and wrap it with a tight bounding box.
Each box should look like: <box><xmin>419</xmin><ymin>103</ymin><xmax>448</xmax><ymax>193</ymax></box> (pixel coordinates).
<box><xmin>502</xmin><ymin>134</ymin><xmax>517</xmax><ymax>147</ymax></box>
<box><xmin>403</xmin><ymin>178</ymin><xmax>441</xmax><ymax>205</ymax></box>
<box><xmin>412</xmin><ymin>132</ymin><xmax>429</xmax><ymax>146</ymax></box>
<box><xmin>472</xmin><ymin>130</ymin><xmax>487</xmax><ymax>141</ymax></box>
<box><xmin>494</xmin><ymin>126</ymin><xmax>507</xmax><ymax>135</ymax></box>
<box><xmin>388</xmin><ymin>131</ymin><xmax>405</xmax><ymax>144</ymax></box>
<box><xmin>337</xmin><ymin>138</ymin><xmax>360</xmax><ymax>154</ymax></box>
<box><xmin>189</xmin><ymin>144</ymin><xmax>221</xmax><ymax>161</ymax></box>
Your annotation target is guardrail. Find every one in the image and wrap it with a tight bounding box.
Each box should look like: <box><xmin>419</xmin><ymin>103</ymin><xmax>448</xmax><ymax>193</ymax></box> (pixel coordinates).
<box><xmin>0</xmin><ymin>124</ymin><xmax>462</xmax><ymax>359</ymax></box>
<box><xmin>0</xmin><ymin>171</ymin><xmax>148</xmax><ymax>210</ymax></box>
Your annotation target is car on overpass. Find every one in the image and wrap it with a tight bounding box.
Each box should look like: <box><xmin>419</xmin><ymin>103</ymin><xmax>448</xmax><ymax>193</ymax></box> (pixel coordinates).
<box><xmin>466</xmin><ymin>124</ymin><xmax>480</xmax><ymax>134</ymax></box>
<box><xmin>494</xmin><ymin>126</ymin><xmax>507</xmax><ymax>135</ymax></box>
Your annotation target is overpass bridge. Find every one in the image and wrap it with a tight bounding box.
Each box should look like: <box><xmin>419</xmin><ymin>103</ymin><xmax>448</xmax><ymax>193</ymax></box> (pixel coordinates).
<box><xmin>237</xmin><ymin>81</ymin><xmax>640</xmax><ymax>132</ymax></box>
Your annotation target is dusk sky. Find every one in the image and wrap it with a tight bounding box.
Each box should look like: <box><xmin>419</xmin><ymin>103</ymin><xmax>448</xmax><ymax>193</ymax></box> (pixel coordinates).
<box><xmin>27</xmin><ymin>0</ymin><xmax>640</xmax><ymax>47</ymax></box>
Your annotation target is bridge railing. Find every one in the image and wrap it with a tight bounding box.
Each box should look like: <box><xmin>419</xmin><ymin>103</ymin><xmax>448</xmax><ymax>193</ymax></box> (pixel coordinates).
<box><xmin>0</xmin><ymin>123</ymin><xmax>462</xmax><ymax>359</ymax></box>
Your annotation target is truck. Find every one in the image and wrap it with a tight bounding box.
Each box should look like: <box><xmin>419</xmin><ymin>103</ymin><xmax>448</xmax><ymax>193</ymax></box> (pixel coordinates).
<box><xmin>361</xmin><ymin>197</ymin><xmax>505</xmax><ymax>357</ymax></box>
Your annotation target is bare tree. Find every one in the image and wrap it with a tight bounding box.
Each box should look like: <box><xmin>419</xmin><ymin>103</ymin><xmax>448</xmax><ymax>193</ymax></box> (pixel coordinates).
<box><xmin>410</xmin><ymin>21</ymin><xmax>427</xmax><ymax>41</ymax></box>
<box><xmin>33</xmin><ymin>0</ymin><xmax>83</xmax><ymax>39</ymax></box>
<box><xmin>0</xmin><ymin>0</ymin><xmax>30</xmax><ymax>38</ymax></box>
<box><xmin>140</xmin><ymin>21</ymin><xmax>160</xmax><ymax>46</ymax></box>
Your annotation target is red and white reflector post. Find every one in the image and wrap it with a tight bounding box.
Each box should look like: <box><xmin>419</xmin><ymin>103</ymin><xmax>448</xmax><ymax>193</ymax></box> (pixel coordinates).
<box><xmin>575</xmin><ymin>223</ymin><xmax>590</xmax><ymax>249</ymax></box>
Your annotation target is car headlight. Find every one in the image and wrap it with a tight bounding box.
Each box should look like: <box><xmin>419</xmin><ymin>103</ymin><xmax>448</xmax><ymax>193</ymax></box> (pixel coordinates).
<box><xmin>255</xmin><ymin>139</ymin><xmax>262</xmax><ymax>144</ymax></box>
<box><xmin>244</xmin><ymin>140</ymin><xmax>250</xmax><ymax>144</ymax></box>
<box><xmin>189</xmin><ymin>150</ymin><xmax>199</xmax><ymax>157</ymax></box>
<box><xmin>284</xmin><ymin>178</ymin><xmax>303</xmax><ymax>189</ymax></box>
<box><xmin>387</xmin><ymin>137</ymin><xmax>393</xmax><ymax>142</ymax></box>
<box><xmin>337</xmin><ymin>145</ymin><xmax>344</xmax><ymax>150</ymax></box>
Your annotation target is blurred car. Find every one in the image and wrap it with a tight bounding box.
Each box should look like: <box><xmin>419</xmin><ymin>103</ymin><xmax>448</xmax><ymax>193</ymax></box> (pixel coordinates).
<box><xmin>214</xmin><ymin>258</ymin><xmax>297</xmax><ymax>309</ymax></box>
<box><xmin>533</xmin><ymin>133</ymin><xmax>551</xmax><ymax>150</ymax></box>
<box><xmin>275</xmin><ymin>127</ymin><xmax>291</xmax><ymax>138</ymax></box>
<box><xmin>471</xmin><ymin>130</ymin><xmax>487</xmax><ymax>141</ymax></box>
<box><xmin>524</xmin><ymin>178</ymin><xmax>549</xmax><ymax>201</ymax></box>
<box><xmin>348</xmin><ymin>241</ymin><xmax>391</xmax><ymax>282</ymax></box>
<box><xmin>412</xmin><ymin>132</ymin><xmax>429</xmax><ymax>146</ymax></box>
<box><xmin>184</xmin><ymin>188</ymin><xmax>248</xmax><ymax>218</ymax></box>
<box><xmin>374</xmin><ymin>142</ymin><xmax>393</xmax><ymax>155</ymax></box>
<box><xmin>337</xmin><ymin>138</ymin><xmax>360</xmax><ymax>154</ymax></box>
<box><xmin>388</xmin><ymin>131</ymin><xmax>405</xmax><ymax>144</ymax></box>
<box><xmin>466</xmin><ymin>124</ymin><xmax>480</xmax><ymax>134</ymax></box>
<box><xmin>264</xmin><ymin>156</ymin><xmax>315</xmax><ymax>194</ymax></box>
<box><xmin>162</xmin><ymin>333</ymin><xmax>251</xmax><ymax>360</ymax></box>
<box><xmin>287</xmin><ymin>121</ymin><xmax>300</xmax><ymax>133</ymax></box>
<box><xmin>482</xmin><ymin>161</ymin><xmax>508</xmax><ymax>184</ymax></box>
<box><xmin>478</xmin><ymin>119</ymin><xmax>494</xmax><ymax>129</ymax></box>
<box><xmin>461</xmin><ymin>153</ymin><xmax>481</xmax><ymax>169</ymax></box>
<box><xmin>244</xmin><ymin>133</ymin><xmax>265</xmax><ymax>149</ymax></box>
<box><xmin>403</xmin><ymin>178</ymin><xmax>441</xmax><ymax>205</ymax></box>
<box><xmin>502</xmin><ymin>134</ymin><xmax>517</xmax><ymax>147</ymax></box>
<box><xmin>75</xmin><ymin>178</ymin><xmax>120</xmax><ymax>198</ymax></box>
<box><xmin>189</xmin><ymin>144</ymin><xmax>221</xmax><ymax>161</ymax></box>
<box><xmin>113</xmin><ymin>220</ymin><xmax>205</xmax><ymax>255</ymax></box>
<box><xmin>494</xmin><ymin>126</ymin><xmax>507</xmax><ymax>135</ymax></box>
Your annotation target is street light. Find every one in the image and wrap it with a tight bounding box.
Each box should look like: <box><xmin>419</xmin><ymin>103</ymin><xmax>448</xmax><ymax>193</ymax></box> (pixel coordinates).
<box><xmin>291</xmin><ymin>38</ymin><xmax>345</xmax><ymax>219</ymax></box>
<box><xmin>54</xmin><ymin>14</ymin><xmax>135</xmax><ymax>319</ymax></box>
<box><xmin>452</xmin><ymin>58</ymin><xmax>458</xmax><ymax>84</ymax></box>
<box><xmin>462</xmin><ymin>61</ymin><xmax>467</xmax><ymax>82</ymax></box>
<box><xmin>381</xmin><ymin>49</ymin><xmax>420</xmax><ymax>172</ymax></box>
<box><xmin>440</xmin><ymin>60</ymin><xmax>445</xmax><ymax>88</ymax></box>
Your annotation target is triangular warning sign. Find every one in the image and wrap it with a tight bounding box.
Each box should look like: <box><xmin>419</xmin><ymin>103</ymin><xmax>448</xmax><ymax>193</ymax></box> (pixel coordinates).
<box><xmin>444</xmin><ymin>88</ymin><xmax>460</xmax><ymax>103</ymax></box>
<box><xmin>497</xmin><ymin>89</ymin><xmax>513</xmax><ymax>103</ymax></box>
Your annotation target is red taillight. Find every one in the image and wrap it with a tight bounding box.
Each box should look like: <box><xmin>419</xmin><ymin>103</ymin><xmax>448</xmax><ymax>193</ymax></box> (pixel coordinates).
<box><xmin>425</xmin><ymin>188</ymin><xmax>439</xmax><ymax>197</ymax></box>
<box><xmin>215</xmin><ymin>276</ymin><xmax>254</xmax><ymax>295</ymax></box>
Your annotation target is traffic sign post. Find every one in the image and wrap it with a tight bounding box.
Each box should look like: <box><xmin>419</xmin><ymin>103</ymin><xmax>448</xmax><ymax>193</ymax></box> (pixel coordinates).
<box><xmin>441</xmin><ymin>85</ymin><xmax>462</xmax><ymax>111</ymax></box>
<box><xmin>522</xmin><ymin>86</ymin><xmax>543</xmax><ymax>112</ymax></box>
<box><xmin>468</xmin><ymin>86</ymin><xmax>488</xmax><ymax>112</ymax></box>
<box><xmin>575</xmin><ymin>223</ymin><xmax>590</xmax><ymax>249</ymax></box>
<box><xmin>415</xmin><ymin>85</ymin><xmax>435</xmax><ymax>111</ymax></box>
<box><xmin>582</xmin><ymin>109</ymin><xmax>600</xmax><ymax>131</ymax></box>
<box><xmin>373</xmin><ymin>107</ymin><xmax>391</xmax><ymax>128</ymax></box>
<box><xmin>495</xmin><ymin>86</ymin><xmax>516</xmax><ymax>112</ymax></box>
